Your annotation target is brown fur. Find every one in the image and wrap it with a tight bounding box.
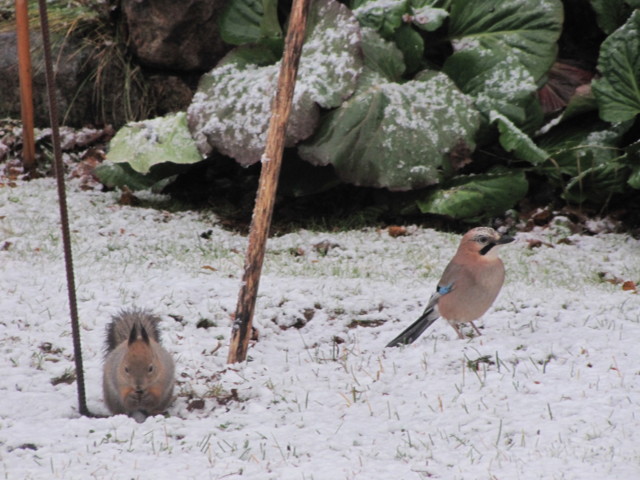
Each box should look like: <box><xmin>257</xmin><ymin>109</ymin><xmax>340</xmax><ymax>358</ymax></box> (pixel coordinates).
<box><xmin>102</xmin><ymin>309</ymin><xmax>175</xmax><ymax>422</ymax></box>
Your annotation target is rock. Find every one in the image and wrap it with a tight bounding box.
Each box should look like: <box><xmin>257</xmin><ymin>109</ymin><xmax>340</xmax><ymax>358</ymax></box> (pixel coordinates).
<box><xmin>0</xmin><ymin>1</ymin><xmax>229</xmax><ymax>127</ymax></box>
<box><xmin>121</xmin><ymin>0</ymin><xmax>229</xmax><ymax>72</ymax></box>
<box><xmin>0</xmin><ymin>32</ymin><xmax>94</xmax><ymax>127</ymax></box>
<box><xmin>0</xmin><ymin>30</ymin><xmax>150</xmax><ymax>128</ymax></box>
<box><xmin>147</xmin><ymin>74</ymin><xmax>196</xmax><ymax>115</ymax></box>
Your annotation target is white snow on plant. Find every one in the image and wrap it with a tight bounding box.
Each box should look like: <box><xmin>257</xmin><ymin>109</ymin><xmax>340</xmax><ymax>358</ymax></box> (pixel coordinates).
<box><xmin>473</xmin><ymin>55</ymin><xmax>537</xmax><ymax>113</ymax></box>
<box><xmin>297</xmin><ymin>0</ymin><xmax>362</xmax><ymax>109</ymax></box>
<box><xmin>451</xmin><ymin>37</ymin><xmax>480</xmax><ymax>52</ymax></box>
<box><xmin>490</xmin><ymin>110</ymin><xmax>549</xmax><ymax>165</ymax></box>
<box><xmin>537</xmin><ymin>113</ymin><xmax>564</xmax><ymax>135</ymax></box>
<box><xmin>187</xmin><ymin>0</ymin><xmax>363</xmax><ymax>167</ymax></box>
<box><xmin>353</xmin><ymin>0</ymin><xmax>406</xmax><ymax>13</ymax></box>
<box><xmin>299</xmin><ymin>70</ymin><xmax>480</xmax><ymax>190</ymax></box>
<box><xmin>188</xmin><ymin>63</ymin><xmax>279</xmax><ymax>163</ymax></box>
<box><xmin>353</xmin><ymin>0</ymin><xmax>406</xmax><ymax>25</ymax></box>
<box><xmin>107</xmin><ymin>112</ymin><xmax>202</xmax><ymax>174</ymax></box>
<box><xmin>1</xmin><ymin>178</ymin><xmax>640</xmax><ymax>479</ymax></box>
<box><xmin>410</xmin><ymin>6</ymin><xmax>448</xmax><ymax>32</ymax></box>
<box><xmin>382</xmin><ymin>72</ymin><xmax>479</xmax><ymax>156</ymax></box>
<box><xmin>584</xmin><ymin>128</ymin><xmax>622</xmax><ymax>150</ymax></box>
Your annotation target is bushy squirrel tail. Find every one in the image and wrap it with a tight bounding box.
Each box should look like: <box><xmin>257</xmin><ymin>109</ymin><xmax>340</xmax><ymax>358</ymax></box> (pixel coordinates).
<box><xmin>104</xmin><ymin>308</ymin><xmax>163</xmax><ymax>353</ymax></box>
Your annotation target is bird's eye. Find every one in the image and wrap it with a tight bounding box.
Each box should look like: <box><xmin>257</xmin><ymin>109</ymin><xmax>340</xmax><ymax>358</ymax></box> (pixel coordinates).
<box><xmin>148</xmin><ymin>365</ymin><xmax>154</xmax><ymax>373</ymax></box>
<box><xmin>478</xmin><ymin>236</ymin><xmax>489</xmax><ymax>243</ymax></box>
<box><xmin>124</xmin><ymin>366</ymin><xmax>130</xmax><ymax>374</ymax></box>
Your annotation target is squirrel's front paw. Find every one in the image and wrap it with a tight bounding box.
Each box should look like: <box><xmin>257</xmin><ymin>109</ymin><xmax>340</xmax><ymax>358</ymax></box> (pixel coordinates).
<box><xmin>130</xmin><ymin>410</ymin><xmax>147</xmax><ymax>423</ymax></box>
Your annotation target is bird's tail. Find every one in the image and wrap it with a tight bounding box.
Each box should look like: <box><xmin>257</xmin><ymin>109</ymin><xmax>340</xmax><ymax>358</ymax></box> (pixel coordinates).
<box><xmin>385</xmin><ymin>306</ymin><xmax>440</xmax><ymax>347</ymax></box>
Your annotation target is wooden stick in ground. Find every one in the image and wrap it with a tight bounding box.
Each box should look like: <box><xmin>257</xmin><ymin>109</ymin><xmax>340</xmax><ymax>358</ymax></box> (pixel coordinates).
<box><xmin>16</xmin><ymin>0</ymin><xmax>36</xmax><ymax>172</ymax></box>
<box><xmin>227</xmin><ymin>0</ymin><xmax>310</xmax><ymax>364</ymax></box>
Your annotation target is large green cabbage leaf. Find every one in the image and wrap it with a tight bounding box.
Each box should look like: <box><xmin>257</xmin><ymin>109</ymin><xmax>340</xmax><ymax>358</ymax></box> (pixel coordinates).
<box><xmin>448</xmin><ymin>0</ymin><xmax>563</xmax><ymax>82</ymax></box>
<box><xmin>219</xmin><ymin>0</ymin><xmax>282</xmax><ymax>47</ymax></box>
<box><xmin>416</xmin><ymin>171</ymin><xmax>528</xmax><ymax>221</ymax></box>
<box><xmin>104</xmin><ymin>112</ymin><xmax>202</xmax><ymax>174</ymax></box>
<box><xmin>298</xmin><ymin>70</ymin><xmax>480</xmax><ymax>191</ymax></box>
<box><xmin>592</xmin><ymin>10</ymin><xmax>640</xmax><ymax>122</ymax></box>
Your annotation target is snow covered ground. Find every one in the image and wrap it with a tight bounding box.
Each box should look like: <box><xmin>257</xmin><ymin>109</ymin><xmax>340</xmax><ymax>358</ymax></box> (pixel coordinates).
<box><xmin>0</xmin><ymin>177</ymin><xmax>639</xmax><ymax>479</ymax></box>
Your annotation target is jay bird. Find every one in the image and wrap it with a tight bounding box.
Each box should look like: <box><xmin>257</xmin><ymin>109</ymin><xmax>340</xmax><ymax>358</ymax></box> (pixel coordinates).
<box><xmin>386</xmin><ymin>227</ymin><xmax>514</xmax><ymax>347</ymax></box>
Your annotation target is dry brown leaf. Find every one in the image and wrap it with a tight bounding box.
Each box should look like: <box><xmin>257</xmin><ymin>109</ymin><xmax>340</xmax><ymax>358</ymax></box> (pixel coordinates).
<box><xmin>388</xmin><ymin>226</ymin><xmax>408</xmax><ymax>238</ymax></box>
<box><xmin>622</xmin><ymin>280</ymin><xmax>637</xmax><ymax>293</ymax></box>
<box><xmin>118</xmin><ymin>186</ymin><xmax>140</xmax><ymax>206</ymax></box>
<box><xmin>527</xmin><ymin>239</ymin><xmax>554</xmax><ymax>249</ymax></box>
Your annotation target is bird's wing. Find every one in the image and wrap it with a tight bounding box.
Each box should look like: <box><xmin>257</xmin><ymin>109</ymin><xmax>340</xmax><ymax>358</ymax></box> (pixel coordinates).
<box><xmin>437</xmin><ymin>260</ymin><xmax>464</xmax><ymax>293</ymax></box>
<box><xmin>385</xmin><ymin>261</ymin><xmax>469</xmax><ymax>348</ymax></box>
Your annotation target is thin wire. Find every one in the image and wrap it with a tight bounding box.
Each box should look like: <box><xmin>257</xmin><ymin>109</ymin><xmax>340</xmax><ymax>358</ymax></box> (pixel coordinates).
<box><xmin>37</xmin><ymin>0</ymin><xmax>90</xmax><ymax>417</ymax></box>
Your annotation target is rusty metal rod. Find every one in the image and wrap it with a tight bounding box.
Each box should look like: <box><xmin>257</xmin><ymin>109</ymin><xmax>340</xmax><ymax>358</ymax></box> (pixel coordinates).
<box><xmin>15</xmin><ymin>0</ymin><xmax>36</xmax><ymax>172</ymax></box>
<box><xmin>37</xmin><ymin>0</ymin><xmax>90</xmax><ymax>416</ymax></box>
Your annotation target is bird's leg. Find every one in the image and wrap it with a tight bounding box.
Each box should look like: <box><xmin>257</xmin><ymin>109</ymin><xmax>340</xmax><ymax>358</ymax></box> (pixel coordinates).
<box><xmin>451</xmin><ymin>323</ymin><xmax>465</xmax><ymax>339</ymax></box>
<box><xmin>469</xmin><ymin>321</ymin><xmax>482</xmax><ymax>336</ymax></box>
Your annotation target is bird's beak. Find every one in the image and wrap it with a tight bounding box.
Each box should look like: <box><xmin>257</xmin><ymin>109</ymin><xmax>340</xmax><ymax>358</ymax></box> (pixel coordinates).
<box><xmin>497</xmin><ymin>234</ymin><xmax>515</xmax><ymax>245</ymax></box>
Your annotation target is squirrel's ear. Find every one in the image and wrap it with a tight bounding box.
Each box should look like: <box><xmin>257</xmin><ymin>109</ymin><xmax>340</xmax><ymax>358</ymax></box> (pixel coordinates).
<box><xmin>140</xmin><ymin>325</ymin><xmax>150</xmax><ymax>345</ymax></box>
<box><xmin>128</xmin><ymin>324</ymin><xmax>138</xmax><ymax>345</ymax></box>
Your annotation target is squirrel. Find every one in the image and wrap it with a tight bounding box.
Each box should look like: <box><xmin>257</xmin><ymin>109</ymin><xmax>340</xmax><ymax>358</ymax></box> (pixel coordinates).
<box><xmin>102</xmin><ymin>309</ymin><xmax>175</xmax><ymax>422</ymax></box>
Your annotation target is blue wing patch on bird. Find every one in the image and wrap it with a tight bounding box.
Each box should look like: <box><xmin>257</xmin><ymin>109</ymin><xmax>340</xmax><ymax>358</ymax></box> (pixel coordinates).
<box><xmin>437</xmin><ymin>283</ymin><xmax>453</xmax><ymax>295</ymax></box>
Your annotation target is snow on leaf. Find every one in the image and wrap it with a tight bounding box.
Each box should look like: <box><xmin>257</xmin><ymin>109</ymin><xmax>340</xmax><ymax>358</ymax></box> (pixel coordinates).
<box><xmin>408</xmin><ymin>0</ymin><xmax>449</xmax><ymax>32</ymax></box>
<box><xmin>444</xmin><ymin>44</ymin><xmax>538</xmax><ymax>126</ymax></box>
<box><xmin>490</xmin><ymin>111</ymin><xmax>549</xmax><ymax>166</ymax></box>
<box><xmin>448</xmin><ymin>0</ymin><xmax>563</xmax><ymax>81</ymax></box>
<box><xmin>297</xmin><ymin>0</ymin><xmax>363</xmax><ymax>109</ymax></box>
<box><xmin>106</xmin><ymin>112</ymin><xmax>202</xmax><ymax>174</ymax></box>
<box><xmin>352</xmin><ymin>0</ymin><xmax>447</xmax><ymax>36</ymax></box>
<box><xmin>298</xmin><ymin>69</ymin><xmax>480</xmax><ymax>191</ymax></box>
<box><xmin>352</xmin><ymin>0</ymin><xmax>407</xmax><ymax>37</ymax></box>
<box><xmin>410</xmin><ymin>6</ymin><xmax>448</xmax><ymax>31</ymax></box>
<box><xmin>187</xmin><ymin>63</ymin><xmax>289</xmax><ymax>165</ymax></box>
<box><xmin>592</xmin><ymin>10</ymin><xmax>640</xmax><ymax>123</ymax></box>
<box><xmin>187</xmin><ymin>0</ymin><xmax>362</xmax><ymax>166</ymax></box>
